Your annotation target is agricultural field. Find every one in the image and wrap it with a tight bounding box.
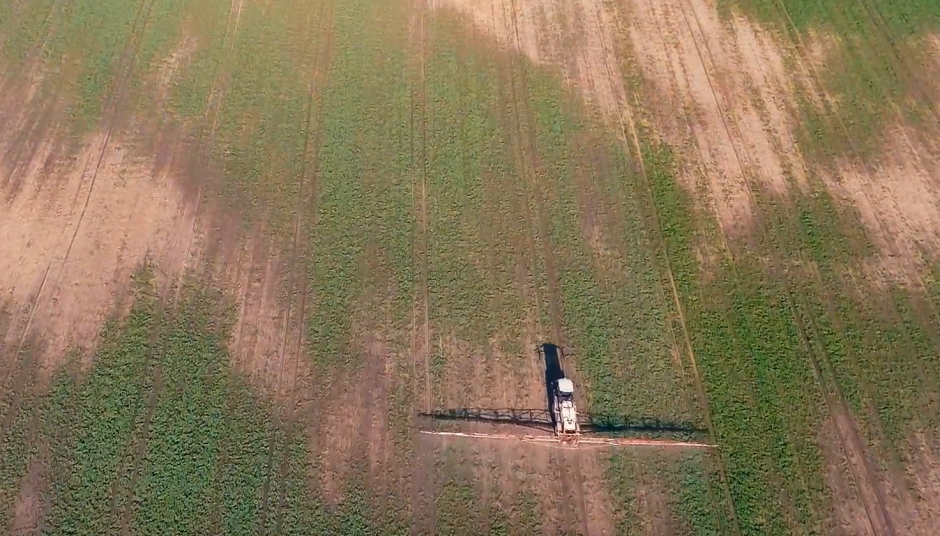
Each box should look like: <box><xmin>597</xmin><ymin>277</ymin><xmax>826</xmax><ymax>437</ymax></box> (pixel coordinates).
<box><xmin>1</xmin><ymin>0</ymin><xmax>940</xmax><ymax>534</ymax></box>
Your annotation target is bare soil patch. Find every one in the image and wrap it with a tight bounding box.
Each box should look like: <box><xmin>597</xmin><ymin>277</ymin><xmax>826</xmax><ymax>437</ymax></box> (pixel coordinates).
<box><xmin>438</xmin><ymin>0</ymin><xmax>940</xmax><ymax>273</ymax></box>
<box><xmin>827</xmin><ymin>128</ymin><xmax>940</xmax><ymax>275</ymax></box>
<box><xmin>314</xmin><ymin>326</ymin><xmax>398</xmax><ymax>508</ymax></box>
<box><xmin>817</xmin><ymin>405</ymin><xmax>940</xmax><ymax>536</ymax></box>
<box><xmin>153</xmin><ymin>36</ymin><xmax>198</xmax><ymax>106</ymax></box>
<box><xmin>0</xmin><ymin>130</ymin><xmax>200</xmax><ymax>373</ymax></box>
<box><xmin>624</xmin><ymin>0</ymin><xmax>808</xmax><ymax>236</ymax></box>
<box><xmin>905</xmin><ymin>432</ymin><xmax>940</xmax><ymax>535</ymax></box>
<box><xmin>226</xmin><ymin>230</ymin><xmax>313</xmax><ymax>401</ymax></box>
<box><xmin>10</xmin><ymin>456</ymin><xmax>44</xmax><ymax>536</ymax></box>
<box><xmin>435</xmin><ymin>0</ymin><xmax>807</xmax><ymax>238</ymax></box>
<box><xmin>819</xmin><ymin>414</ymin><xmax>879</xmax><ymax>536</ymax></box>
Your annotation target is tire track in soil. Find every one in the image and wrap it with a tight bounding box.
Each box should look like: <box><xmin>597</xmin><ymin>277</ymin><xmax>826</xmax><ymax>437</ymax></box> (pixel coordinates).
<box><xmin>117</xmin><ymin>0</ymin><xmax>249</xmax><ymax>529</ymax></box>
<box><xmin>763</xmin><ymin>0</ymin><xmax>940</xmax><ymax>530</ymax></box>
<box><xmin>632</xmin><ymin>0</ymin><xmax>813</xmax><ymax>530</ymax></box>
<box><xmin>635</xmin><ymin>0</ymin><xmax>848</xmax><ymax>531</ymax></box>
<box><xmin>670</xmin><ymin>0</ymin><xmax>896</xmax><ymax>533</ymax></box>
<box><xmin>115</xmin><ymin>361</ymin><xmax>164</xmax><ymax>536</ymax></box>
<box><xmin>497</xmin><ymin>0</ymin><xmax>591</xmax><ymax>532</ymax></box>
<box><xmin>410</xmin><ymin>2</ymin><xmax>437</xmax><ymax>529</ymax></box>
<box><xmin>410</xmin><ymin>0</ymin><xmax>432</xmax><ymax>418</ymax></box>
<box><xmin>769</xmin><ymin>1</ymin><xmax>940</xmax><ymax>528</ymax></box>
<box><xmin>669</xmin><ymin>1</ymin><xmax>828</xmax><ymax>531</ymax></box>
<box><xmin>255</xmin><ymin>3</ymin><xmax>333</xmax><ymax>533</ymax></box>
<box><xmin>0</xmin><ymin>0</ymin><xmax>157</xmax><ymax>443</ymax></box>
<box><xmin>765</xmin><ymin>0</ymin><xmax>940</xmax><ymax>531</ymax></box>
<box><xmin>604</xmin><ymin>0</ymin><xmax>743</xmax><ymax>530</ymax></box>
<box><xmin>173</xmin><ymin>0</ymin><xmax>245</xmax><ymax>308</ymax></box>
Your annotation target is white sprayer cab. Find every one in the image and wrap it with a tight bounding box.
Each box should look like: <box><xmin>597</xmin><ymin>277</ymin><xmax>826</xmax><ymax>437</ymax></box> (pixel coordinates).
<box><xmin>553</xmin><ymin>378</ymin><xmax>580</xmax><ymax>435</ymax></box>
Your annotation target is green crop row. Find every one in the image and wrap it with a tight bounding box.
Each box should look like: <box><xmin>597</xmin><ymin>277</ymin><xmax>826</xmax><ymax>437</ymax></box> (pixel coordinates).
<box><xmin>0</xmin><ymin>0</ymin><xmax>196</xmax><ymax>136</ymax></box>
<box><xmin>640</xmin><ymin>142</ymin><xmax>806</xmax><ymax>535</ymax></box>
<box><xmin>606</xmin><ymin>449</ymin><xmax>725</xmax><ymax>536</ymax></box>
<box><xmin>30</xmin><ymin>270</ymin><xmax>359</xmax><ymax>534</ymax></box>
<box><xmin>424</xmin><ymin>14</ymin><xmax>530</xmax><ymax>357</ymax></box>
<box><xmin>528</xmin><ymin>88</ymin><xmax>686</xmax><ymax>423</ymax></box>
<box><xmin>0</xmin><ymin>362</ymin><xmax>42</xmax><ymax>534</ymax></box>
<box><xmin>305</xmin><ymin>0</ymin><xmax>414</xmax><ymax>377</ymax></box>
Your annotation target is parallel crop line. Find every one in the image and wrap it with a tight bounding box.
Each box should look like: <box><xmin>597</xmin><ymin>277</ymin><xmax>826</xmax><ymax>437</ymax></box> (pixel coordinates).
<box><xmin>252</xmin><ymin>2</ymin><xmax>333</xmax><ymax>534</ymax></box>
<box><xmin>767</xmin><ymin>0</ymin><xmax>940</xmax><ymax>528</ymax></box>
<box><xmin>501</xmin><ymin>0</ymin><xmax>591</xmax><ymax>533</ymax></box>
<box><xmin>598</xmin><ymin>0</ymin><xmax>742</xmax><ymax>531</ymax></box>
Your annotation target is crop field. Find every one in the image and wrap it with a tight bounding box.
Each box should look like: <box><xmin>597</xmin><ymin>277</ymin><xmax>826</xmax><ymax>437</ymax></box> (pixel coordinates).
<box><xmin>1</xmin><ymin>0</ymin><xmax>940</xmax><ymax>534</ymax></box>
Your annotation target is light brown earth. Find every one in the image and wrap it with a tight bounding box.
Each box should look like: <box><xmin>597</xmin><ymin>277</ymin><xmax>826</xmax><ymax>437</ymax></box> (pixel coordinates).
<box><xmin>820</xmin><ymin>405</ymin><xmax>940</xmax><ymax>536</ymax></box>
<box><xmin>635</xmin><ymin>479</ymin><xmax>676</xmax><ymax>536</ymax></box>
<box><xmin>11</xmin><ymin>457</ymin><xmax>44</xmax><ymax>536</ymax></box>
<box><xmin>0</xmin><ymin>129</ymin><xmax>196</xmax><ymax>373</ymax></box>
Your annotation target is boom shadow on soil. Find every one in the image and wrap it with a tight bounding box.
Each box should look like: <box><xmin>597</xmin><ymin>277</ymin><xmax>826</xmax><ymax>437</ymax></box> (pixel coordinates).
<box><xmin>417</xmin><ymin>407</ymin><xmax>707</xmax><ymax>442</ymax></box>
<box><xmin>418</xmin><ymin>344</ymin><xmax>708</xmax><ymax>442</ymax></box>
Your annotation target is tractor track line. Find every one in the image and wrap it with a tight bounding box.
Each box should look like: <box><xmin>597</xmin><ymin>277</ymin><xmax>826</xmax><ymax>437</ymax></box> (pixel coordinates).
<box><xmin>256</xmin><ymin>3</ymin><xmax>334</xmax><ymax>533</ymax></box>
<box><xmin>770</xmin><ymin>0</ymin><xmax>940</xmax><ymax>524</ymax></box>
<box><xmin>675</xmin><ymin>0</ymin><xmax>896</xmax><ymax>533</ymax></box>
<box><xmin>182</xmin><ymin>2</ymin><xmax>255</xmax><ymax>532</ymax></box>
<box><xmin>409</xmin><ymin>2</ymin><xmax>431</xmax><ymax>523</ymax></box>
<box><xmin>673</xmin><ymin>0</ymin><xmax>865</xmax><ymax>531</ymax></box>
<box><xmin>173</xmin><ymin>0</ymin><xmax>246</xmax><ymax>308</ymax></box>
<box><xmin>0</xmin><ymin>0</ymin><xmax>156</xmax><ymax>442</ymax></box>
<box><xmin>506</xmin><ymin>0</ymin><xmax>563</xmax><ymax>345</ymax></box>
<box><xmin>204</xmin><ymin>233</ymin><xmax>267</xmax><ymax>536</ymax></box>
<box><xmin>580</xmin><ymin>0</ymin><xmax>743</xmax><ymax>530</ymax></box>
<box><xmin>594</xmin><ymin>0</ymin><xmax>744</xmax><ymax>530</ymax></box>
<box><xmin>489</xmin><ymin>0</ymin><xmax>545</xmax><ymax>345</ymax></box>
<box><xmin>0</xmin><ymin>0</ymin><xmax>62</xmax><ymax>68</ymax></box>
<box><xmin>417</xmin><ymin>0</ymin><xmax>432</xmax><ymax>417</ymax></box>
<box><xmin>648</xmin><ymin>0</ymin><xmax>830</xmax><ymax>530</ymax></box>
<box><xmin>588</xmin><ymin>2</ymin><xmax>738</xmax><ymax>530</ymax></box>
<box><xmin>776</xmin><ymin>0</ymin><xmax>940</xmax><ymax>507</ymax></box>
<box><xmin>501</xmin><ymin>0</ymin><xmax>592</xmax><ymax>532</ymax></box>
<box><xmin>109</xmin><ymin>285</ymin><xmax>174</xmax><ymax>534</ymax></box>
<box><xmin>119</xmin><ymin>0</ymin><xmax>251</xmax><ymax>523</ymax></box>
<box><xmin>116</xmin><ymin>363</ymin><xmax>164</xmax><ymax>536</ymax></box>
<box><xmin>273</xmin><ymin>11</ymin><xmax>334</xmax><ymax>534</ymax></box>
<box><xmin>407</xmin><ymin>0</ymin><xmax>431</xmax><ymax>420</ymax></box>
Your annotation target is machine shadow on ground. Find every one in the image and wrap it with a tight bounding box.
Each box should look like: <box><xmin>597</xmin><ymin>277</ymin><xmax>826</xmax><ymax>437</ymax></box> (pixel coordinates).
<box><xmin>418</xmin><ymin>343</ymin><xmax>708</xmax><ymax>442</ymax></box>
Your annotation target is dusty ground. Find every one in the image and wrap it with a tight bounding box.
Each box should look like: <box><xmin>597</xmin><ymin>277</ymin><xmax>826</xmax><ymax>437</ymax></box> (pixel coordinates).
<box><xmin>11</xmin><ymin>456</ymin><xmax>44</xmax><ymax>536</ymax></box>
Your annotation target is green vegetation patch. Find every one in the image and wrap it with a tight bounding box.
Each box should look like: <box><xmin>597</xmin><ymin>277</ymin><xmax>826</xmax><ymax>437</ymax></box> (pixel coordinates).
<box><xmin>424</xmin><ymin>14</ymin><xmax>529</xmax><ymax>351</ymax></box>
<box><xmin>30</xmin><ymin>271</ymin><xmax>344</xmax><ymax>534</ymax></box>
